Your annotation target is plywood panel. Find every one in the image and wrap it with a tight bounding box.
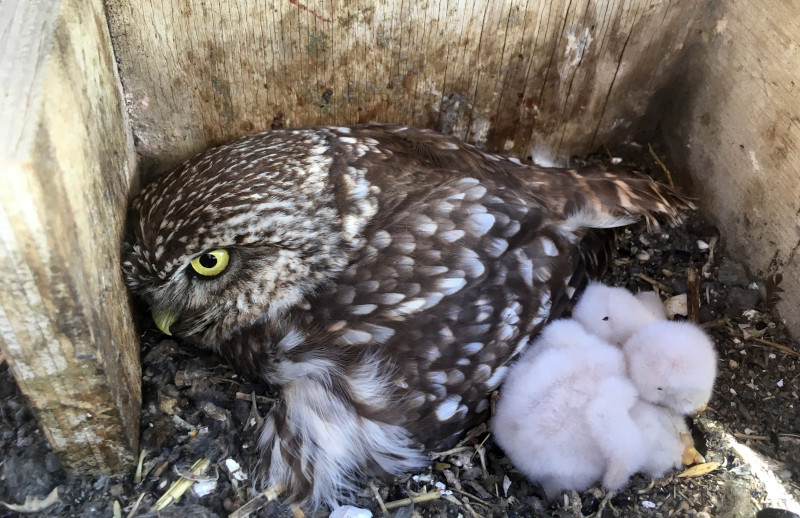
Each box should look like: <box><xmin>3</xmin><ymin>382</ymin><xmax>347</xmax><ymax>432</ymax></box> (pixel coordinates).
<box><xmin>106</xmin><ymin>0</ymin><xmax>702</xmax><ymax>177</ymax></box>
<box><xmin>659</xmin><ymin>0</ymin><xmax>800</xmax><ymax>340</ymax></box>
<box><xmin>0</xmin><ymin>0</ymin><xmax>139</xmax><ymax>473</ymax></box>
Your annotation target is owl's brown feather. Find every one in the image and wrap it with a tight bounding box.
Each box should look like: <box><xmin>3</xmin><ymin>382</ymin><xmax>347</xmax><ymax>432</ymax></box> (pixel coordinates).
<box><xmin>123</xmin><ymin>124</ymin><xmax>694</xmax><ymax>508</ymax></box>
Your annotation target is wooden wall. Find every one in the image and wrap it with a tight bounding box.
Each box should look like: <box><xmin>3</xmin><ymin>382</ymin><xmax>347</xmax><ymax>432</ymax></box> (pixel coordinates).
<box><xmin>0</xmin><ymin>0</ymin><xmax>139</xmax><ymax>473</ymax></box>
<box><xmin>659</xmin><ymin>0</ymin><xmax>800</xmax><ymax>339</ymax></box>
<box><xmin>106</xmin><ymin>0</ymin><xmax>703</xmax><ymax>178</ymax></box>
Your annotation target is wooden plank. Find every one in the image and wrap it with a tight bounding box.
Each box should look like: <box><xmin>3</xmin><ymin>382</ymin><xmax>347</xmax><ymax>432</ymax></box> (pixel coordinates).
<box><xmin>105</xmin><ymin>0</ymin><xmax>702</xmax><ymax>177</ymax></box>
<box><xmin>0</xmin><ymin>0</ymin><xmax>139</xmax><ymax>473</ymax></box>
<box><xmin>659</xmin><ymin>0</ymin><xmax>800</xmax><ymax>341</ymax></box>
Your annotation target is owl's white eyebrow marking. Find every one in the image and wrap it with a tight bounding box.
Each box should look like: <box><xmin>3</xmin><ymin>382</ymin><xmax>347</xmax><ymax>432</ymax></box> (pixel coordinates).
<box><xmin>435</xmin><ymin>395</ymin><xmax>462</xmax><ymax>421</ymax></box>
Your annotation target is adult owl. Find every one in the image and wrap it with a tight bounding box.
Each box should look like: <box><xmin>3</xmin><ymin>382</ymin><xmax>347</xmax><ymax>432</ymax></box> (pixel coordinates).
<box><xmin>123</xmin><ymin>124</ymin><xmax>692</xmax><ymax>509</ymax></box>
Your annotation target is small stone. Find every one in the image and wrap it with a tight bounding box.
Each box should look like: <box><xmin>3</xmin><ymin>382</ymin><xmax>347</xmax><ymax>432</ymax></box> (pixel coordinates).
<box><xmin>636</xmin><ymin>251</ymin><xmax>651</xmax><ymax>261</ymax></box>
<box><xmin>697</xmin><ymin>239</ymin><xmax>709</xmax><ymax>250</ymax></box>
<box><xmin>664</xmin><ymin>294</ymin><xmax>688</xmax><ymax>318</ymax></box>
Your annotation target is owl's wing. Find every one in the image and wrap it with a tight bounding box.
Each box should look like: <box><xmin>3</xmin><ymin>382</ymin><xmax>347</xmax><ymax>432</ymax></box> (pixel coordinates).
<box><xmin>305</xmin><ymin>124</ymin><xmax>693</xmax><ymax>449</ymax></box>
<box><xmin>311</xmin><ymin>174</ymin><xmax>588</xmax><ymax>449</ymax></box>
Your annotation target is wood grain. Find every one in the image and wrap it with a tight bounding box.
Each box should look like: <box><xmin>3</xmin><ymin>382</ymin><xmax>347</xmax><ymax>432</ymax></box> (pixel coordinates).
<box><xmin>0</xmin><ymin>0</ymin><xmax>139</xmax><ymax>473</ymax></box>
<box><xmin>106</xmin><ymin>0</ymin><xmax>702</xmax><ymax>177</ymax></box>
<box><xmin>660</xmin><ymin>0</ymin><xmax>800</xmax><ymax>340</ymax></box>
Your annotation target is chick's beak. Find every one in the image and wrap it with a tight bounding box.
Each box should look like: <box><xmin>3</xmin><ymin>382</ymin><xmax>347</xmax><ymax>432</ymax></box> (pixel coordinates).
<box><xmin>151</xmin><ymin>306</ymin><xmax>179</xmax><ymax>336</ymax></box>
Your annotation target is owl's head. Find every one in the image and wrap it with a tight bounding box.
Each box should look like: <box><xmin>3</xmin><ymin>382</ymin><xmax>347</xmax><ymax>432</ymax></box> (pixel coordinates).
<box><xmin>122</xmin><ymin>131</ymin><xmax>351</xmax><ymax>346</ymax></box>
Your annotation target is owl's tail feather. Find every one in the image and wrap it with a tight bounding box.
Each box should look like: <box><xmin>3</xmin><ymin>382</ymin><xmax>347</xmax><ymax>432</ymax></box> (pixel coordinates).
<box><xmin>538</xmin><ymin>167</ymin><xmax>696</xmax><ymax>232</ymax></box>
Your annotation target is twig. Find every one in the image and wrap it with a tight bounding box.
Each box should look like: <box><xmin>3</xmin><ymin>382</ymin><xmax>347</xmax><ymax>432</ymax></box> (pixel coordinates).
<box><xmin>151</xmin><ymin>459</ymin><xmax>211</xmax><ymax>511</ymax></box>
<box><xmin>701</xmin><ymin>236</ymin><xmax>718</xmax><ymax>279</ymax></box>
<box><xmin>747</xmin><ymin>337</ymin><xmax>800</xmax><ymax>358</ymax></box>
<box><xmin>369</xmin><ymin>481</ymin><xmax>389</xmax><ymax>515</ymax></box>
<box><xmin>235</xmin><ymin>392</ymin><xmax>275</xmax><ymax>404</ymax></box>
<box><xmin>734</xmin><ymin>433</ymin><xmax>770</xmax><ymax>441</ymax></box>
<box><xmin>686</xmin><ymin>267</ymin><xmax>700</xmax><ymax>324</ymax></box>
<box><xmin>125</xmin><ymin>493</ymin><xmax>145</xmax><ymax>518</ymax></box>
<box><xmin>134</xmin><ymin>449</ymin><xmax>147</xmax><ymax>484</ymax></box>
<box><xmin>431</xmin><ymin>446</ymin><xmax>472</xmax><ymax>459</ymax></box>
<box><xmin>384</xmin><ymin>490</ymin><xmax>442</xmax><ymax>509</ymax></box>
<box><xmin>648</xmin><ymin>143</ymin><xmax>674</xmax><ymax>188</ymax></box>
<box><xmin>291</xmin><ymin>507</ymin><xmax>305</xmax><ymax>518</ymax></box>
<box><xmin>450</xmin><ymin>487</ymin><xmax>490</xmax><ymax>506</ymax></box>
<box><xmin>633</xmin><ymin>273</ymin><xmax>674</xmax><ymax>294</ymax></box>
<box><xmin>229</xmin><ymin>485</ymin><xmax>284</xmax><ymax>518</ymax></box>
<box><xmin>0</xmin><ymin>351</ymin><xmax>5</xmax><ymax>366</ymax></box>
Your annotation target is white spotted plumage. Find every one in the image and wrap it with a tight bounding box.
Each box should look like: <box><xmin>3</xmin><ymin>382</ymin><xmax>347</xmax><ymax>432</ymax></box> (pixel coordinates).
<box><xmin>123</xmin><ymin>123</ymin><xmax>694</xmax><ymax>509</ymax></box>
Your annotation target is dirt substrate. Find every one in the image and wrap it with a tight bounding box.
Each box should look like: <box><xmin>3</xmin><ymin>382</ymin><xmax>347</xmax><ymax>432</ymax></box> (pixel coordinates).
<box><xmin>1</xmin><ymin>163</ymin><xmax>799</xmax><ymax>518</ymax></box>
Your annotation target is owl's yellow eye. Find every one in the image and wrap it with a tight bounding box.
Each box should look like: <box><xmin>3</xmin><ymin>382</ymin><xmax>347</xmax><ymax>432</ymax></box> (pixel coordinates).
<box><xmin>190</xmin><ymin>249</ymin><xmax>230</xmax><ymax>277</ymax></box>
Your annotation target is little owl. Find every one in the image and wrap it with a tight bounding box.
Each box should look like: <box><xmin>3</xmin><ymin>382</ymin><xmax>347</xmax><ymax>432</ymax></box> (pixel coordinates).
<box><xmin>123</xmin><ymin>124</ymin><xmax>692</xmax><ymax>509</ymax></box>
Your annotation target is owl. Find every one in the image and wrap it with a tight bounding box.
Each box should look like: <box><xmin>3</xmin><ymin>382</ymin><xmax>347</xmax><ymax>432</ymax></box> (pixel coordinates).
<box><xmin>122</xmin><ymin>124</ymin><xmax>693</xmax><ymax>509</ymax></box>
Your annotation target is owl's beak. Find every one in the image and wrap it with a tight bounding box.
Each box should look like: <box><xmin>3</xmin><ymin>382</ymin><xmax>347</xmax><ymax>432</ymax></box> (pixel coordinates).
<box><xmin>151</xmin><ymin>306</ymin><xmax>178</xmax><ymax>336</ymax></box>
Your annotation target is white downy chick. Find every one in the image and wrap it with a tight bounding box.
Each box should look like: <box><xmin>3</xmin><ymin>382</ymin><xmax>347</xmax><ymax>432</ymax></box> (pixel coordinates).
<box><xmin>572</xmin><ymin>282</ymin><xmax>663</xmax><ymax>346</ymax></box>
<box><xmin>623</xmin><ymin>320</ymin><xmax>718</xmax><ymax>415</ymax></box>
<box><xmin>628</xmin><ymin>401</ymin><xmax>693</xmax><ymax>476</ymax></box>
<box><xmin>492</xmin><ymin>320</ymin><xmax>631</xmax><ymax>498</ymax></box>
<box><xmin>584</xmin><ymin>376</ymin><xmax>649</xmax><ymax>492</ymax></box>
<box><xmin>635</xmin><ymin>291</ymin><xmax>667</xmax><ymax>320</ymax></box>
